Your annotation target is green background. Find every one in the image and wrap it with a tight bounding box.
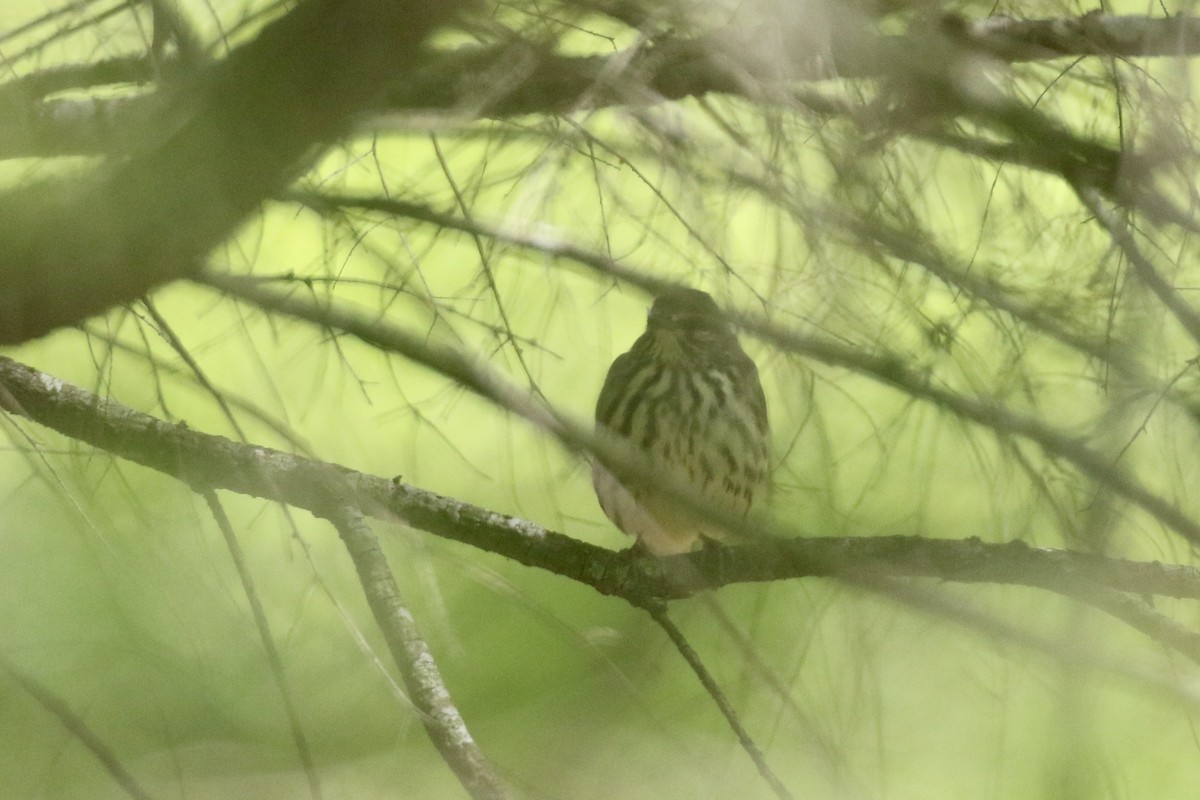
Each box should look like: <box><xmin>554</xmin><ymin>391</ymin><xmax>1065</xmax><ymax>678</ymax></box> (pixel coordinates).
<box><xmin>2</xmin><ymin>0</ymin><xmax>1200</xmax><ymax>797</ymax></box>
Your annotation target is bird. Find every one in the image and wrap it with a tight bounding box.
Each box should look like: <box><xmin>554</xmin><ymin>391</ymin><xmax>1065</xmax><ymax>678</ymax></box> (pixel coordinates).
<box><xmin>592</xmin><ymin>288</ymin><xmax>769</xmax><ymax>555</ymax></box>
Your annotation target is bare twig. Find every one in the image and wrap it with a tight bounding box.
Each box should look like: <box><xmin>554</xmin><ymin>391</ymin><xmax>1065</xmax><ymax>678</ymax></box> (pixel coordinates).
<box><xmin>322</xmin><ymin>504</ymin><xmax>507</xmax><ymax>800</ymax></box>
<box><xmin>1075</xmin><ymin>185</ymin><xmax>1200</xmax><ymax>347</ymax></box>
<box><xmin>3</xmin><ymin>661</ymin><xmax>155</xmax><ymax>800</ymax></box>
<box><xmin>646</xmin><ymin>604</ymin><xmax>793</xmax><ymax>800</ymax></box>
<box><xmin>200</xmin><ymin>490</ymin><xmax>323</xmax><ymax>800</ymax></box>
<box><xmin>140</xmin><ymin>299</ymin><xmax>250</xmax><ymax>441</ymax></box>
<box><xmin>202</xmin><ymin>267</ymin><xmax>1200</xmax><ymax>551</ymax></box>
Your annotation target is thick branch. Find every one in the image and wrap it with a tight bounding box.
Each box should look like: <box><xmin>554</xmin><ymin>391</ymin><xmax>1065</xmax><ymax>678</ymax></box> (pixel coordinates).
<box><xmin>5</xmin><ymin>15</ymin><xmax>1196</xmax><ymax>156</ymax></box>
<box><xmin>0</xmin><ymin>0</ymin><xmax>464</xmax><ymax>344</ymax></box>
<box><xmin>959</xmin><ymin>14</ymin><xmax>1200</xmax><ymax>62</ymax></box>
<box><xmin>3</xmin><ymin>354</ymin><xmax>1200</xmax><ymax>606</ymax></box>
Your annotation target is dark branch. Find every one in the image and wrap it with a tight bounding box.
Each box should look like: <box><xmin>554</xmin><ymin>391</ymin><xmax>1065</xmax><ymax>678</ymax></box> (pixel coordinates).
<box><xmin>0</xmin><ymin>0</ymin><xmax>465</xmax><ymax>344</ymax></box>
<box><xmin>648</xmin><ymin>606</ymin><xmax>793</xmax><ymax>800</ymax></box>
<box><xmin>959</xmin><ymin>14</ymin><xmax>1200</xmax><ymax>62</ymax></box>
<box><xmin>5</xmin><ymin>15</ymin><xmax>1197</xmax><ymax>154</ymax></box>
<box><xmin>3</xmin><ymin>354</ymin><xmax>1200</xmax><ymax>606</ymax></box>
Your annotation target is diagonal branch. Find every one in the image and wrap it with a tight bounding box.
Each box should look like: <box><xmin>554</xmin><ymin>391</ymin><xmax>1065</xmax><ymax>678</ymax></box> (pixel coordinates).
<box><xmin>3</xmin><ymin>353</ymin><xmax>1200</xmax><ymax>604</ymax></box>
<box><xmin>2</xmin><ymin>661</ymin><xmax>155</xmax><ymax>800</ymax></box>
<box><xmin>323</xmin><ymin>504</ymin><xmax>507</xmax><ymax>800</ymax></box>
<box><xmin>1075</xmin><ymin>185</ymin><xmax>1200</xmax><ymax>348</ymax></box>
<box><xmin>0</xmin><ymin>0</ymin><xmax>466</xmax><ymax>344</ymax></box>
<box><xmin>647</xmin><ymin>605</ymin><xmax>792</xmax><ymax>800</ymax></box>
<box><xmin>201</xmin><ymin>489</ymin><xmax>323</xmax><ymax>800</ymax></box>
<box><xmin>223</xmin><ymin>220</ymin><xmax>1200</xmax><ymax>551</ymax></box>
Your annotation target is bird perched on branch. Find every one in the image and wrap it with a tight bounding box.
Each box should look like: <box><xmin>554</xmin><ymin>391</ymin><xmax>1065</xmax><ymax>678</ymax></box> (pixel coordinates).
<box><xmin>593</xmin><ymin>288</ymin><xmax>770</xmax><ymax>555</ymax></box>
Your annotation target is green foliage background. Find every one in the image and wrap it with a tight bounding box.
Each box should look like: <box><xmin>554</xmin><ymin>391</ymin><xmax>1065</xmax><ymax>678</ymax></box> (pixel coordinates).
<box><xmin>4</xmin><ymin>0</ymin><xmax>1200</xmax><ymax>797</ymax></box>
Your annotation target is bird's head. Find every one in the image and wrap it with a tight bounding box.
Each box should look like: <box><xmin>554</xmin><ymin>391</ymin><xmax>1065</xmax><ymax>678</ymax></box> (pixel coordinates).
<box><xmin>643</xmin><ymin>288</ymin><xmax>736</xmax><ymax>363</ymax></box>
<box><xmin>646</xmin><ymin>288</ymin><xmax>731</xmax><ymax>336</ymax></box>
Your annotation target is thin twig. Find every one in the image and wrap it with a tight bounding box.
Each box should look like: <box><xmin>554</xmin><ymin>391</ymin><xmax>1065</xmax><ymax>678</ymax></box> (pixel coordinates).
<box><xmin>140</xmin><ymin>299</ymin><xmax>250</xmax><ymax>441</ymax></box>
<box><xmin>646</xmin><ymin>603</ymin><xmax>794</xmax><ymax>800</ymax></box>
<box><xmin>1076</xmin><ymin>184</ymin><xmax>1200</xmax><ymax>347</ymax></box>
<box><xmin>201</xmin><ymin>490</ymin><xmax>323</xmax><ymax>800</ymax></box>
<box><xmin>3</xmin><ymin>661</ymin><xmax>155</xmax><ymax>800</ymax></box>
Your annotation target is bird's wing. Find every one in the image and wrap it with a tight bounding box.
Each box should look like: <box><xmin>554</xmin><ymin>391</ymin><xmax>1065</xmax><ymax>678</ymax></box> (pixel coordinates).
<box><xmin>594</xmin><ymin>345</ymin><xmax>644</xmax><ymax>430</ymax></box>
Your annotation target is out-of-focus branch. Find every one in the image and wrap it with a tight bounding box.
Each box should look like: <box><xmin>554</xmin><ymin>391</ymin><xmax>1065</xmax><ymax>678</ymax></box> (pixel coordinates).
<box><xmin>5</xmin><ymin>15</ymin><xmax>1194</xmax><ymax>154</ymax></box>
<box><xmin>0</xmin><ymin>8</ymin><xmax>1176</xmax><ymax>340</ymax></box>
<box><xmin>0</xmin><ymin>0</ymin><xmax>465</xmax><ymax>344</ymax></box>
<box><xmin>2</xmin><ymin>662</ymin><xmax>154</xmax><ymax>800</ymax></box>
<box><xmin>958</xmin><ymin>14</ymin><xmax>1200</xmax><ymax>62</ymax></box>
<box><xmin>202</xmin><ymin>489</ymin><xmax>323</xmax><ymax>800</ymax></box>
<box><xmin>262</xmin><ymin>200</ymin><xmax>1200</xmax><ymax>551</ymax></box>
<box><xmin>1076</xmin><ymin>185</ymin><xmax>1200</xmax><ymax>347</ymax></box>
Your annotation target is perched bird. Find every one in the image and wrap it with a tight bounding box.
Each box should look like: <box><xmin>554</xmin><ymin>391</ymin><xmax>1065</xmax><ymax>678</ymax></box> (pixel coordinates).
<box><xmin>593</xmin><ymin>288</ymin><xmax>770</xmax><ymax>555</ymax></box>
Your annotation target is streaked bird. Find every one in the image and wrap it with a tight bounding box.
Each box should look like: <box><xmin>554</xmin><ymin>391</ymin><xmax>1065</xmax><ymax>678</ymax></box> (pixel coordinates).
<box><xmin>593</xmin><ymin>288</ymin><xmax>769</xmax><ymax>555</ymax></box>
